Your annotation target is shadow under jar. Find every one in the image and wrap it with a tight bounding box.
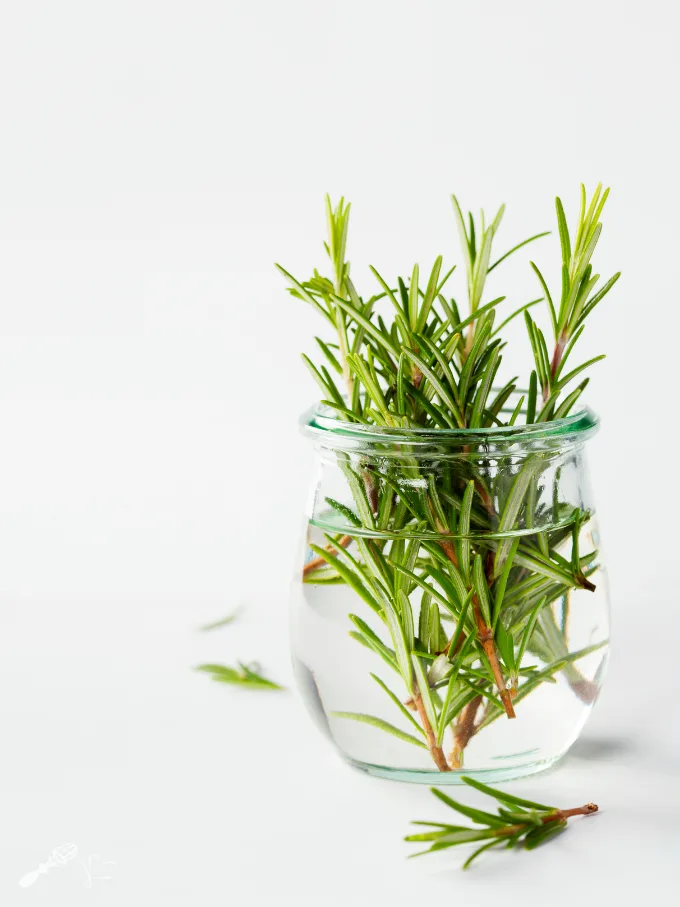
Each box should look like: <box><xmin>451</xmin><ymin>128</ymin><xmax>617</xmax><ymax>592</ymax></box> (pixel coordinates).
<box><xmin>290</xmin><ymin>395</ymin><xmax>609</xmax><ymax>784</ymax></box>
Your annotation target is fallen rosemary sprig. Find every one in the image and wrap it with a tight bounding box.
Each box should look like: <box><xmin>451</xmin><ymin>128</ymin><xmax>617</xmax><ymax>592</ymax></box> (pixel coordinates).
<box><xmin>405</xmin><ymin>777</ymin><xmax>598</xmax><ymax>868</ymax></box>
<box><xmin>195</xmin><ymin>662</ymin><xmax>284</xmax><ymax>690</ymax></box>
<box><xmin>198</xmin><ymin>610</ymin><xmax>241</xmax><ymax>632</ymax></box>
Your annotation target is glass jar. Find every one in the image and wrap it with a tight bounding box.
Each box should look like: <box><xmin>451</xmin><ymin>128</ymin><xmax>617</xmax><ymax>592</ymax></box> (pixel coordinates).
<box><xmin>290</xmin><ymin>395</ymin><xmax>609</xmax><ymax>783</ymax></box>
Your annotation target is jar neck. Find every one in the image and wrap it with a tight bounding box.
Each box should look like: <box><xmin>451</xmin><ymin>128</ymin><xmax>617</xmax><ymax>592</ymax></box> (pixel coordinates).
<box><xmin>301</xmin><ymin>399</ymin><xmax>599</xmax><ymax>458</ymax></box>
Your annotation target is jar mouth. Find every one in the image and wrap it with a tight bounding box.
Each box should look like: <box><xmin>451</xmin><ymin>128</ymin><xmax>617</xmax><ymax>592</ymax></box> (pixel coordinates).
<box><xmin>300</xmin><ymin>393</ymin><xmax>599</xmax><ymax>447</ymax></box>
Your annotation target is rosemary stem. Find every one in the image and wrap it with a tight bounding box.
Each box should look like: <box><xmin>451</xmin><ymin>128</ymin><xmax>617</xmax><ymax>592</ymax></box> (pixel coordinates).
<box><xmin>413</xmin><ymin>692</ymin><xmax>451</xmax><ymax>771</ymax></box>
<box><xmin>336</xmin><ymin>314</ymin><xmax>354</xmax><ymax>398</ymax></box>
<box><xmin>554</xmin><ymin>803</ymin><xmax>599</xmax><ymax>820</ymax></box>
<box><xmin>474</xmin><ymin>609</ymin><xmax>516</xmax><ymax>718</ymax></box>
<box><xmin>494</xmin><ymin>802</ymin><xmax>599</xmax><ymax>839</ymax></box>
<box><xmin>545</xmin><ymin>330</ymin><xmax>568</xmax><ymax>401</ymax></box>
<box><xmin>449</xmin><ymin>694</ymin><xmax>483</xmax><ymax>769</ymax></box>
<box><xmin>438</xmin><ymin>536</ymin><xmax>515</xmax><ymax>720</ymax></box>
<box><xmin>567</xmin><ymin>677</ymin><xmax>599</xmax><ymax>704</ymax></box>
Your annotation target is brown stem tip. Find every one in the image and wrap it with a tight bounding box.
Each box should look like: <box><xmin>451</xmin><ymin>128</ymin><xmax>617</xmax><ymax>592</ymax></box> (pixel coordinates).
<box><xmin>557</xmin><ymin>802</ymin><xmax>599</xmax><ymax>820</ymax></box>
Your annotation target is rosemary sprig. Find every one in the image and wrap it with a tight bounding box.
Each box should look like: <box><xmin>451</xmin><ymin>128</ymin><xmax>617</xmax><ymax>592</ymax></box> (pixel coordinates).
<box><xmin>527</xmin><ymin>183</ymin><xmax>621</xmax><ymax>421</ymax></box>
<box><xmin>195</xmin><ymin>662</ymin><xmax>284</xmax><ymax>691</ymax></box>
<box><xmin>405</xmin><ymin>777</ymin><xmax>598</xmax><ymax>868</ymax></box>
<box><xmin>198</xmin><ymin>610</ymin><xmax>241</xmax><ymax>632</ymax></box>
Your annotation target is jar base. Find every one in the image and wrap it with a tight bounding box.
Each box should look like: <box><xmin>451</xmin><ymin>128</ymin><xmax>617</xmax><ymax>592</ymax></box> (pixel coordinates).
<box><xmin>344</xmin><ymin>753</ymin><xmax>563</xmax><ymax>785</ymax></box>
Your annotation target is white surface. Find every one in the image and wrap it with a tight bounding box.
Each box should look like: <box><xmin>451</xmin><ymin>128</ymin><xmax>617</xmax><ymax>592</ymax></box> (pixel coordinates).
<box><xmin>1</xmin><ymin>1</ymin><xmax>679</xmax><ymax>903</ymax></box>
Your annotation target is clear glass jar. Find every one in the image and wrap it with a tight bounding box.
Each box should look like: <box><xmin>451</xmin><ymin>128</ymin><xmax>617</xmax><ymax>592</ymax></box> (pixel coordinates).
<box><xmin>290</xmin><ymin>395</ymin><xmax>609</xmax><ymax>783</ymax></box>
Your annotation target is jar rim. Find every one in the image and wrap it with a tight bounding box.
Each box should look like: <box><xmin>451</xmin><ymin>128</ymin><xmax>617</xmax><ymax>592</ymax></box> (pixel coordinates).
<box><xmin>300</xmin><ymin>397</ymin><xmax>599</xmax><ymax>446</ymax></box>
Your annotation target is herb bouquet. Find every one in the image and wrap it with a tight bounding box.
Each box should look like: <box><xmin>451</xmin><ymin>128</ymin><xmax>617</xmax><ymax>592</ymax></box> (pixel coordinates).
<box><xmin>282</xmin><ymin>186</ymin><xmax>618</xmax><ymax>782</ymax></box>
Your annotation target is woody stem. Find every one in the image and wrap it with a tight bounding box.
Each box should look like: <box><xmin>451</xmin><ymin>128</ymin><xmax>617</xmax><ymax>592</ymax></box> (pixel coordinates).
<box><xmin>412</xmin><ymin>692</ymin><xmax>450</xmax><ymax>772</ymax></box>
<box><xmin>438</xmin><ymin>537</ymin><xmax>515</xmax><ymax>720</ymax></box>
<box><xmin>494</xmin><ymin>802</ymin><xmax>599</xmax><ymax>839</ymax></box>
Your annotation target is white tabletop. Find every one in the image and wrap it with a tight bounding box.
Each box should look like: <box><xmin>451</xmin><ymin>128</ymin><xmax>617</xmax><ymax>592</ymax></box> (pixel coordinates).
<box><xmin>2</xmin><ymin>1</ymin><xmax>680</xmax><ymax>900</ymax></box>
<box><xmin>0</xmin><ymin>399</ymin><xmax>677</xmax><ymax>905</ymax></box>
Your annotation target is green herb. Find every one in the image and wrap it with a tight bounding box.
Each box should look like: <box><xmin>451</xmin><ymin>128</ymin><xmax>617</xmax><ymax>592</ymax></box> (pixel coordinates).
<box><xmin>405</xmin><ymin>777</ymin><xmax>598</xmax><ymax>868</ymax></box>
<box><xmin>282</xmin><ymin>185</ymin><xmax>617</xmax><ymax>770</ymax></box>
<box><xmin>527</xmin><ymin>185</ymin><xmax>620</xmax><ymax>422</ymax></box>
<box><xmin>198</xmin><ymin>610</ymin><xmax>241</xmax><ymax>632</ymax></box>
<box><xmin>195</xmin><ymin>662</ymin><xmax>284</xmax><ymax>690</ymax></box>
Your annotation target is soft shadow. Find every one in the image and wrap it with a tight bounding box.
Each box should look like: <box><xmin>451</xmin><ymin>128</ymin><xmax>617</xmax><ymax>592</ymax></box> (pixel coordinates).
<box><xmin>566</xmin><ymin>736</ymin><xmax>635</xmax><ymax>761</ymax></box>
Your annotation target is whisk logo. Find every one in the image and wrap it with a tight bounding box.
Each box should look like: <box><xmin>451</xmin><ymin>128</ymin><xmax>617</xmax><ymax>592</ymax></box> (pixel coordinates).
<box><xmin>19</xmin><ymin>843</ymin><xmax>79</xmax><ymax>888</ymax></box>
<box><xmin>18</xmin><ymin>843</ymin><xmax>117</xmax><ymax>889</ymax></box>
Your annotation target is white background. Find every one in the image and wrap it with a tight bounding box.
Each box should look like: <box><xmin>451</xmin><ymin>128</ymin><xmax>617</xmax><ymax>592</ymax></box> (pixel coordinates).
<box><xmin>0</xmin><ymin>1</ymin><xmax>678</xmax><ymax>903</ymax></box>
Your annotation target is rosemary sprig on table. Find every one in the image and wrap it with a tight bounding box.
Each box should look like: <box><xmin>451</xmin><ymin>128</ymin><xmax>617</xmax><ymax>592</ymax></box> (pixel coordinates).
<box><xmin>281</xmin><ymin>185</ymin><xmax>617</xmax><ymax>771</ymax></box>
<box><xmin>405</xmin><ymin>777</ymin><xmax>598</xmax><ymax>868</ymax></box>
<box><xmin>195</xmin><ymin>662</ymin><xmax>284</xmax><ymax>690</ymax></box>
<box><xmin>198</xmin><ymin>610</ymin><xmax>241</xmax><ymax>632</ymax></box>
